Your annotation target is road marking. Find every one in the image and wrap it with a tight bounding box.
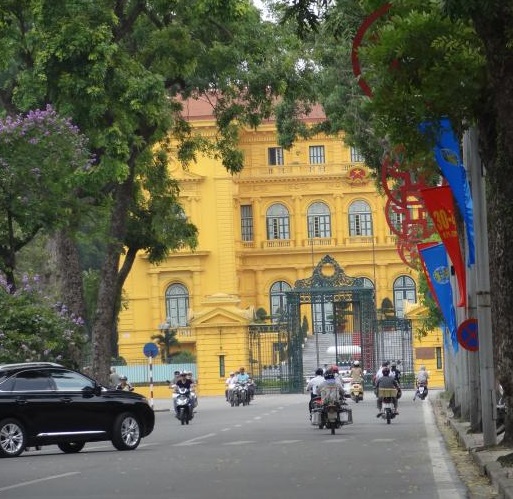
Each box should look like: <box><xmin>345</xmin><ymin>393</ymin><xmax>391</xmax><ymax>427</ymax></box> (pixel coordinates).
<box><xmin>423</xmin><ymin>401</ymin><xmax>467</xmax><ymax>498</ymax></box>
<box><xmin>174</xmin><ymin>432</ymin><xmax>216</xmax><ymax>446</ymax></box>
<box><xmin>371</xmin><ymin>438</ymin><xmax>395</xmax><ymax>442</ymax></box>
<box><xmin>223</xmin><ymin>440</ymin><xmax>256</xmax><ymax>446</ymax></box>
<box><xmin>272</xmin><ymin>440</ymin><xmax>301</xmax><ymax>444</ymax></box>
<box><xmin>0</xmin><ymin>472</ymin><xmax>81</xmax><ymax>492</ymax></box>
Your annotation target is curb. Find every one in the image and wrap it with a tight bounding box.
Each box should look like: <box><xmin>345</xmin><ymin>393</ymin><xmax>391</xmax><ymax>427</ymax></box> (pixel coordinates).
<box><xmin>443</xmin><ymin>403</ymin><xmax>513</xmax><ymax>498</ymax></box>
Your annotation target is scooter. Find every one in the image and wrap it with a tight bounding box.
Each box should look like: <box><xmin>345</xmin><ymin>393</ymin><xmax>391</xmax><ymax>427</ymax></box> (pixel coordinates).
<box><xmin>413</xmin><ymin>381</ymin><xmax>428</xmax><ymax>401</ymax></box>
<box><xmin>174</xmin><ymin>386</ymin><xmax>194</xmax><ymax>425</ymax></box>
<box><xmin>378</xmin><ymin>388</ymin><xmax>398</xmax><ymax>424</ymax></box>
<box><xmin>350</xmin><ymin>380</ymin><xmax>364</xmax><ymax>403</ymax></box>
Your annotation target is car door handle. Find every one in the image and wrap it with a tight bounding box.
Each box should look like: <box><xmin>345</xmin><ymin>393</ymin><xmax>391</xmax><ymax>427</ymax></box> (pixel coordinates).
<box><xmin>61</xmin><ymin>397</ymin><xmax>72</xmax><ymax>404</ymax></box>
<box><xmin>15</xmin><ymin>398</ymin><xmax>27</xmax><ymax>405</ymax></box>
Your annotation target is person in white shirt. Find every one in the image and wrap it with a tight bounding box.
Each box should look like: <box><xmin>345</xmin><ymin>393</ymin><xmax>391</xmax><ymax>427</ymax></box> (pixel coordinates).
<box><xmin>225</xmin><ymin>371</ymin><xmax>237</xmax><ymax>402</ymax></box>
<box><xmin>306</xmin><ymin>368</ymin><xmax>325</xmax><ymax>412</ymax></box>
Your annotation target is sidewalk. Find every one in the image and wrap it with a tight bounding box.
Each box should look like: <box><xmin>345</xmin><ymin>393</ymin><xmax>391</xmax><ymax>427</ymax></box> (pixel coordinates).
<box><xmin>433</xmin><ymin>394</ymin><xmax>513</xmax><ymax>498</ymax></box>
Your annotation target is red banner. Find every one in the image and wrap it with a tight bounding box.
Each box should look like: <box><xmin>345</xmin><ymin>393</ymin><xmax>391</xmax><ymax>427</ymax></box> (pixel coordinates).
<box><xmin>420</xmin><ymin>186</ymin><xmax>466</xmax><ymax>307</ymax></box>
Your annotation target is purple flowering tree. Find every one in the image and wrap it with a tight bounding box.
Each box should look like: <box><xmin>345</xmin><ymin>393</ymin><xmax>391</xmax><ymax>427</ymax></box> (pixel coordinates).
<box><xmin>0</xmin><ymin>106</ymin><xmax>92</xmax><ymax>291</ymax></box>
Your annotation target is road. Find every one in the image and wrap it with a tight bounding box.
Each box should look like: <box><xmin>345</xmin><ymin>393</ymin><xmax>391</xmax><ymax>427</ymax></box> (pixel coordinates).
<box><xmin>0</xmin><ymin>391</ymin><xmax>467</xmax><ymax>499</ymax></box>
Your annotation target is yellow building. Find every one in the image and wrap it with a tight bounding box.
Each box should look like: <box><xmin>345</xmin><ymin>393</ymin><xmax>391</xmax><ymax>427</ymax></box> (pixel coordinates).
<box><xmin>118</xmin><ymin>97</ymin><xmax>437</xmax><ymax>397</ymax></box>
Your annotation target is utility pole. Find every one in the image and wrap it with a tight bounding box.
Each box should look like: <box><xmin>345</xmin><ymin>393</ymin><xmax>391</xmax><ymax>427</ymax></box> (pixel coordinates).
<box><xmin>464</xmin><ymin>127</ymin><xmax>496</xmax><ymax>446</ymax></box>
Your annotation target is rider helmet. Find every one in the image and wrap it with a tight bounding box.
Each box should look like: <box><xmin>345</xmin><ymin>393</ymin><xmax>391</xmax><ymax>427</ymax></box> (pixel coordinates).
<box><xmin>382</xmin><ymin>367</ymin><xmax>390</xmax><ymax>376</ymax></box>
<box><xmin>353</xmin><ymin>360</ymin><xmax>360</xmax><ymax>366</ymax></box>
<box><xmin>315</xmin><ymin>368</ymin><xmax>324</xmax><ymax>376</ymax></box>
<box><xmin>331</xmin><ymin>365</ymin><xmax>339</xmax><ymax>373</ymax></box>
<box><xmin>119</xmin><ymin>375</ymin><xmax>127</xmax><ymax>381</ymax></box>
<box><xmin>324</xmin><ymin>369</ymin><xmax>335</xmax><ymax>380</ymax></box>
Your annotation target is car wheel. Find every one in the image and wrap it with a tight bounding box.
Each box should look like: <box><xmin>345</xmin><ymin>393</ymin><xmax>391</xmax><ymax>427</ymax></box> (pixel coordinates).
<box><xmin>58</xmin><ymin>441</ymin><xmax>85</xmax><ymax>454</ymax></box>
<box><xmin>112</xmin><ymin>413</ymin><xmax>141</xmax><ymax>451</ymax></box>
<box><xmin>0</xmin><ymin>418</ymin><xmax>27</xmax><ymax>458</ymax></box>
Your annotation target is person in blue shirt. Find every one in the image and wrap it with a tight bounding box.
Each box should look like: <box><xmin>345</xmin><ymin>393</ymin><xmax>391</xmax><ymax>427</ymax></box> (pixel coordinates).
<box><xmin>237</xmin><ymin>367</ymin><xmax>250</xmax><ymax>383</ymax></box>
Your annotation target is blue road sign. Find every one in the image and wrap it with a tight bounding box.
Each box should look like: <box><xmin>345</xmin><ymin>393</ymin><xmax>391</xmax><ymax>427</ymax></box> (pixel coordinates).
<box><xmin>457</xmin><ymin>318</ymin><xmax>479</xmax><ymax>352</ymax></box>
<box><xmin>143</xmin><ymin>342</ymin><xmax>159</xmax><ymax>358</ymax></box>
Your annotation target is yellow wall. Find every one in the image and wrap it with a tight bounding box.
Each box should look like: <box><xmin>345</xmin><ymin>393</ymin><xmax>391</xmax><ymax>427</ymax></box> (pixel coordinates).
<box><xmin>117</xmin><ymin>106</ymin><xmax>433</xmax><ymax>395</ymax></box>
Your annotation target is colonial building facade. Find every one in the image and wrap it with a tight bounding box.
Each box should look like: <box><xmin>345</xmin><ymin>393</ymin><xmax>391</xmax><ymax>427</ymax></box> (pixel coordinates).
<box><xmin>117</xmin><ymin>97</ymin><xmax>442</xmax><ymax>396</ymax></box>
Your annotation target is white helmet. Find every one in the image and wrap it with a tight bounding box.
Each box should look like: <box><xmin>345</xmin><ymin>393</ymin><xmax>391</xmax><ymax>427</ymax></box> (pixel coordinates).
<box><xmin>353</xmin><ymin>361</ymin><xmax>360</xmax><ymax>366</ymax></box>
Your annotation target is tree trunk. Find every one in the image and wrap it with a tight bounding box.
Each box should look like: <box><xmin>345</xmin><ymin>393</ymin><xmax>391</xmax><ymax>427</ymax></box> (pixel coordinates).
<box><xmin>472</xmin><ymin>6</ymin><xmax>513</xmax><ymax>445</ymax></box>
<box><xmin>91</xmin><ymin>176</ymin><xmax>134</xmax><ymax>386</ymax></box>
<box><xmin>52</xmin><ymin>229</ymin><xmax>88</xmax><ymax>326</ymax></box>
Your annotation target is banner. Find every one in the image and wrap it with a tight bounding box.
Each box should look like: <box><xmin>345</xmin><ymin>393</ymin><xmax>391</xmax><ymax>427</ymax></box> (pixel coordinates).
<box><xmin>419</xmin><ymin>118</ymin><xmax>475</xmax><ymax>265</ymax></box>
<box><xmin>417</xmin><ymin>241</ymin><xmax>440</xmax><ymax>308</ymax></box>
<box><xmin>421</xmin><ymin>186</ymin><xmax>466</xmax><ymax>307</ymax></box>
<box><xmin>418</xmin><ymin>242</ymin><xmax>458</xmax><ymax>352</ymax></box>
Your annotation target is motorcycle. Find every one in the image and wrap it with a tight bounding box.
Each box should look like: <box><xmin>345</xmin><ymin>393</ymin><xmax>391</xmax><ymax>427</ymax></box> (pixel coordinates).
<box><xmin>341</xmin><ymin>376</ymin><xmax>353</xmax><ymax>399</ymax></box>
<box><xmin>378</xmin><ymin>388</ymin><xmax>398</xmax><ymax>424</ymax></box>
<box><xmin>350</xmin><ymin>379</ymin><xmax>364</xmax><ymax>403</ymax></box>
<box><xmin>413</xmin><ymin>381</ymin><xmax>428</xmax><ymax>401</ymax></box>
<box><xmin>232</xmin><ymin>381</ymin><xmax>251</xmax><ymax>406</ymax></box>
<box><xmin>310</xmin><ymin>396</ymin><xmax>353</xmax><ymax>434</ymax></box>
<box><xmin>174</xmin><ymin>386</ymin><xmax>194</xmax><ymax>424</ymax></box>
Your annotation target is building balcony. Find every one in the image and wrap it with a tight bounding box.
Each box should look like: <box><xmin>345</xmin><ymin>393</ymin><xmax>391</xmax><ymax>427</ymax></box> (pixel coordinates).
<box><xmin>238</xmin><ymin>162</ymin><xmax>367</xmax><ymax>179</ymax></box>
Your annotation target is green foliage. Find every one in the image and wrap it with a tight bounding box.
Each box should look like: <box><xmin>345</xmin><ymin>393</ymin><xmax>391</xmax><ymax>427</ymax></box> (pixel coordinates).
<box><xmin>0</xmin><ymin>275</ymin><xmax>86</xmax><ymax>368</ymax></box>
<box><xmin>0</xmin><ymin>106</ymin><xmax>93</xmax><ymax>289</ymax></box>
<box><xmin>171</xmin><ymin>351</ymin><xmax>196</xmax><ymax>363</ymax></box>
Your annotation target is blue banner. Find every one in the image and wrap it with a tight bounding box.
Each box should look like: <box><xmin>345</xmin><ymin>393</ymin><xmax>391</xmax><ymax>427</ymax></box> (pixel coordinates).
<box><xmin>419</xmin><ymin>242</ymin><xmax>458</xmax><ymax>352</ymax></box>
<box><xmin>419</xmin><ymin>118</ymin><xmax>475</xmax><ymax>265</ymax></box>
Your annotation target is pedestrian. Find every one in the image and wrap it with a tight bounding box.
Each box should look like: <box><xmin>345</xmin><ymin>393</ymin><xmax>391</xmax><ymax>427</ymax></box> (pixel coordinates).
<box><xmin>109</xmin><ymin>367</ymin><xmax>120</xmax><ymax>388</ymax></box>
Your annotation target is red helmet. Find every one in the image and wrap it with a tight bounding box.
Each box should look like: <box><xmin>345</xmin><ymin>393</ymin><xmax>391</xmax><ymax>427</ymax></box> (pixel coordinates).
<box><xmin>331</xmin><ymin>365</ymin><xmax>339</xmax><ymax>373</ymax></box>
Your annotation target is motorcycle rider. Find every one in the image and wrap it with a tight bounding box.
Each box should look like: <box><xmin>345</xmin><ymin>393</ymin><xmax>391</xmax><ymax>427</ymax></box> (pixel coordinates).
<box><xmin>173</xmin><ymin>371</ymin><xmax>195</xmax><ymax>416</ymax></box>
<box><xmin>390</xmin><ymin>362</ymin><xmax>401</xmax><ymax>383</ymax></box>
<box><xmin>318</xmin><ymin>368</ymin><xmax>345</xmax><ymax>405</ymax></box>
<box><xmin>116</xmin><ymin>375</ymin><xmax>134</xmax><ymax>392</ymax></box>
<box><xmin>225</xmin><ymin>371</ymin><xmax>237</xmax><ymax>401</ymax></box>
<box><xmin>306</xmin><ymin>368</ymin><xmax>325</xmax><ymax>412</ymax></box>
<box><xmin>350</xmin><ymin>360</ymin><xmax>363</xmax><ymax>382</ymax></box>
<box><xmin>414</xmin><ymin>365</ymin><xmax>429</xmax><ymax>400</ymax></box>
<box><xmin>375</xmin><ymin>366</ymin><xmax>400</xmax><ymax>416</ymax></box>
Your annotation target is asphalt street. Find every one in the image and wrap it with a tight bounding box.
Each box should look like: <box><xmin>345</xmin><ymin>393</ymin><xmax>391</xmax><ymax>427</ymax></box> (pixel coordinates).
<box><xmin>0</xmin><ymin>391</ymin><xmax>467</xmax><ymax>499</ymax></box>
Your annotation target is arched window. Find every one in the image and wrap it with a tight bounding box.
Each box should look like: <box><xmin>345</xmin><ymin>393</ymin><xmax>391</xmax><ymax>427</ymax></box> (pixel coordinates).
<box><xmin>349</xmin><ymin>200</ymin><xmax>372</xmax><ymax>236</ymax></box>
<box><xmin>266</xmin><ymin>203</ymin><xmax>290</xmax><ymax>240</ymax></box>
<box><xmin>165</xmin><ymin>284</ymin><xmax>189</xmax><ymax>327</ymax></box>
<box><xmin>270</xmin><ymin>281</ymin><xmax>291</xmax><ymax>322</ymax></box>
<box><xmin>357</xmin><ymin>277</ymin><xmax>374</xmax><ymax>289</ymax></box>
<box><xmin>307</xmin><ymin>202</ymin><xmax>331</xmax><ymax>238</ymax></box>
<box><xmin>393</xmin><ymin>276</ymin><xmax>416</xmax><ymax>318</ymax></box>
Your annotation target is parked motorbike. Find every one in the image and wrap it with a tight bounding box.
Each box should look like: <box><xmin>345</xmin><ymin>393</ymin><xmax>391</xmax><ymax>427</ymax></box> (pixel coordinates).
<box><xmin>378</xmin><ymin>388</ymin><xmax>398</xmax><ymax>424</ymax></box>
<box><xmin>350</xmin><ymin>380</ymin><xmax>364</xmax><ymax>403</ymax></box>
<box><xmin>310</xmin><ymin>397</ymin><xmax>353</xmax><ymax>434</ymax></box>
<box><xmin>175</xmin><ymin>386</ymin><xmax>194</xmax><ymax>425</ymax></box>
<box><xmin>413</xmin><ymin>381</ymin><xmax>428</xmax><ymax>401</ymax></box>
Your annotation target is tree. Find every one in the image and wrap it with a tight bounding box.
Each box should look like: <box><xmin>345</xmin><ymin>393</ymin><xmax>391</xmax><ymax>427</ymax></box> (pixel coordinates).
<box><xmin>0</xmin><ymin>1</ymin><xmax>313</xmax><ymax>385</ymax></box>
<box><xmin>0</xmin><ymin>106</ymin><xmax>92</xmax><ymax>291</ymax></box>
<box><xmin>0</xmin><ymin>275</ymin><xmax>86</xmax><ymax>368</ymax></box>
<box><xmin>272</xmin><ymin>0</ymin><xmax>513</xmax><ymax>443</ymax></box>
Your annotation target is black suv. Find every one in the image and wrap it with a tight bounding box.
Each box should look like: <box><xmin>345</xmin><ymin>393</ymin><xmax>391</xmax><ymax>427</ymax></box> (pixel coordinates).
<box><xmin>0</xmin><ymin>362</ymin><xmax>155</xmax><ymax>458</ymax></box>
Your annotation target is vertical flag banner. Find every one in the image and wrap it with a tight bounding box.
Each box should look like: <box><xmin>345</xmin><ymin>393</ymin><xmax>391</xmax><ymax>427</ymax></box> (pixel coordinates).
<box><xmin>419</xmin><ymin>118</ymin><xmax>475</xmax><ymax>265</ymax></box>
<box><xmin>419</xmin><ymin>242</ymin><xmax>458</xmax><ymax>352</ymax></box>
<box><xmin>421</xmin><ymin>186</ymin><xmax>466</xmax><ymax>307</ymax></box>
<box><xmin>417</xmin><ymin>241</ymin><xmax>441</xmax><ymax>307</ymax></box>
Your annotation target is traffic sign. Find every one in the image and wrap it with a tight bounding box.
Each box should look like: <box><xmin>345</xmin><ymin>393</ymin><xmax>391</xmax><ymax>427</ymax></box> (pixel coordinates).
<box><xmin>457</xmin><ymin>318</ymin><xmax>479</xmax><ymax>352</ymax></box>
<box><xmin>143</xmin><ymin>342</ymin><xmax>159</xmax><ymax>358</ymax></box>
